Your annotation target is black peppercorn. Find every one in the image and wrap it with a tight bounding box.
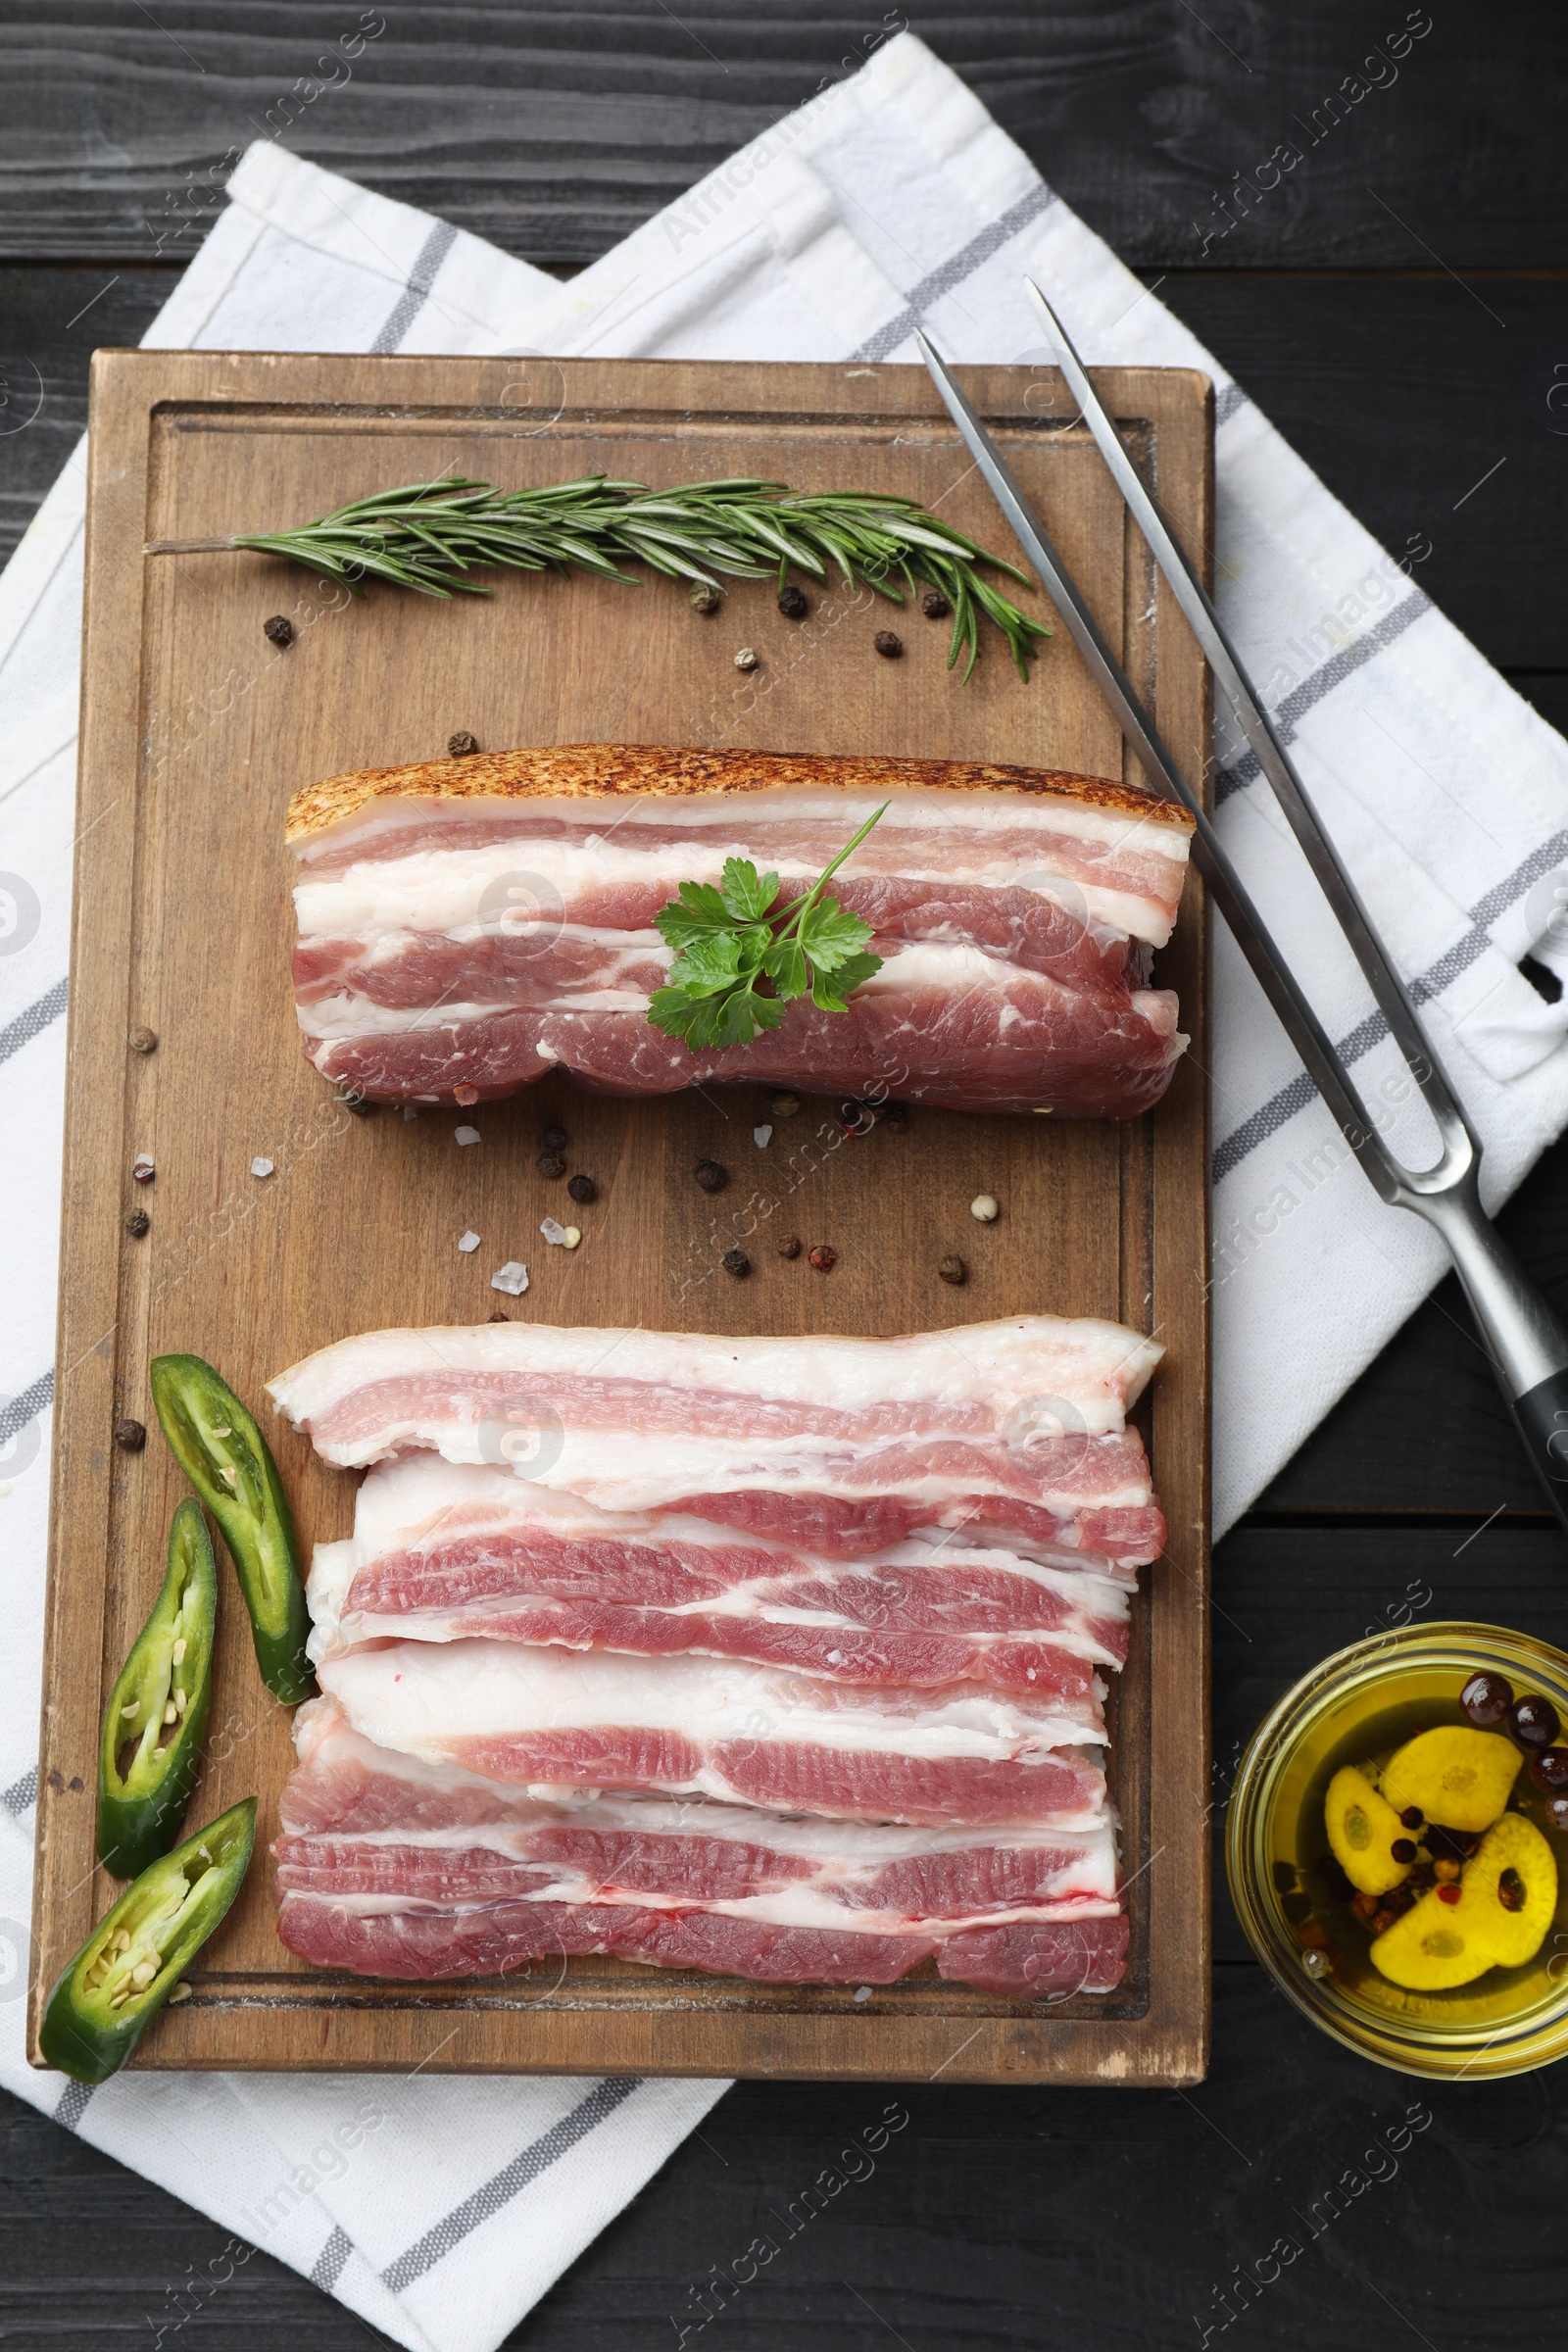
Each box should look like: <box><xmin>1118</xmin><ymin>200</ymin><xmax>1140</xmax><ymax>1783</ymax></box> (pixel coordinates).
<box><xmin>873</xmin><ymin>629</ymin><xmax>903</xmax><ymax>659</ymax></box>
<box><xmin>1545</xmin><ymin>1794</ymin><xmax>1568</xmax><ymax>1834</ymax></box>
<box><xmin>838</xmin><ymin>1099</ymin><xmax>873</xmax><ymax>1137</ymax></box>
<box><xmin>921</xmin><ymin>591</ymin><xmax>951</xmax><ymax>619</ymax></box>
<box><xmin>808</xmin><ymin>1244</ymin><xmax>838</xmax><ymax>1273</ymax></box>
<box><xmin>882</xmin><ymin>1102</ymin><xmax>908</xmax><ymax>1130</ymax></box>
<box><xmin>938</xmin><ymin>1254</ymin><xmax>966</xmax><ymax>1286</ymax></box>
<box><xmin>264</xmin><ymin>613</ymin><xmax>295</xmax><ymax>648</ymax></box>
<box><xmin>1530</xmin><ymin>1746</ymin><xmax>1568</xmax><ymax>1793</ymax></box>
<box><xmin>777</xmin><ymin>584</ymin><xmax>808</xmax><ymax>619</ymax></box>
<box><xmin>341</xmin><ymin>1092</ymin><xmax>375</xmax><ymax>1117</ymax></box>
<box><xmin>1498</xmin><ymin>1866</ymin><xmax>1528</xmax><ymax>1913</ymax></box>
<box><xmin>1390</xmin><ymin>1838</ymin><xmax>1417</xmax><ymax>1865</ymax></box>
<box><xmin>115</xmin><ymin>1417</ymin><xmax>146</xmax><ymax>1452</ymax></box>
<box><xmin>777</xmin><ymin>1235</ymin><xmax>802</xmax><ymax>1259</ymax></box>
<box><xmin>537</xmin><ymin>1153</ymin><xmax>566</xmax><ymax>1179</ymax></box>
<box><xmin>487</xmin><ymin>1307</ymin><xmax>510</xmax><ymax>1322</ymax></box>
<box><xmin>694</xmin><ymin>1159</ymin><xmax>728</xmax><ymax>1193</ymax></box>
<box><xmin>1509</xmin><ymin>1693</ymin><xmax>1561</xmax><ymax>1749</ymax></box>
<box><xmin>541</xmin><ymin>1125</ymin><xmax>567</xmax><ymax>1152</ymax></box>
<box><xmin>721</xmin><ymin>1248</ymin><xmax>751</xmax><ymax>1277</ymax></box>
<box><xmin>1398</xmin><ymin>1805</ymin><xmax>1423</xmax><ymax>1830</ymax></box>
<box><xmin>123</xmin><ymin>1208</ymin><xmax>150</xmax><ymax>1238</ymax></box>
<box><xmin>448</xmin><ymin>731</ymin><xmax>480</xmax><ymax>758</ymax></box>
<box><xmin>566</xmin><ymin>1173</ymin><xmax>596</xmax><ymax>1204</ymax></box>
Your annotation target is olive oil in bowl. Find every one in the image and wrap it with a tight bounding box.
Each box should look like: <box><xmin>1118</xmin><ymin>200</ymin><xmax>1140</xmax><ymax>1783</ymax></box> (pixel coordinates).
<box><xmin>1227</xmin><ymin>1624</ymin><xmax>1568</xmax><ymax>2078</ymax></box>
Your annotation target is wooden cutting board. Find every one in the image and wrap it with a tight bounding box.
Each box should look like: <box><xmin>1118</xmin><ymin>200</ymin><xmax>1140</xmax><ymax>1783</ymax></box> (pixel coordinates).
<box><xmin>30</xmin><ymin>350</ymin><xmax>1211</xmax><ymax>2085</ymax></box>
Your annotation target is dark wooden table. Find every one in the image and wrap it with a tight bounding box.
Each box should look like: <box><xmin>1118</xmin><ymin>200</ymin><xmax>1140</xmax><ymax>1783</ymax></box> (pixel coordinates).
<box><xmin>3</xmin><ymin>6</ymin><xmax>1566</xmax><ymax>2345</ymax></box>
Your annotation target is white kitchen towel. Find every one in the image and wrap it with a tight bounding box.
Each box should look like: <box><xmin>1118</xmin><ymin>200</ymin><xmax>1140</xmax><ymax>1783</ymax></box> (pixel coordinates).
<box><xmin>5</xmin><ymin>24</ymin><xmax>1568</xmax><ymax>2347</ymax></box>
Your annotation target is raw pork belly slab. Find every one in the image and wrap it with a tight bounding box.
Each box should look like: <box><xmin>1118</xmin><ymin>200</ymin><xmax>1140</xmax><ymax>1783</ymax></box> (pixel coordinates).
<box><xmin>287</xmin><ymin>743</ymin><xmax>1193</xmax><ymax>1117</ymax></box>
<box><xmin>315</xmin><ymin>1642</ymin><xmax>1109</xmax><ymax>1828</ymax></box>
<box><xmin>307</xmin><ymin>1455</ymin><xmax>1132</xmax><ymax>1699</ymax></box>
<box><xmin>272</xmin><ymin>1699</ymin><xmax>1127</xmax><ymax>1993</ymax></box>
<box><xmin>268</xmin><ymin>1315</ymin><xmax>1168</xmax><ymax>1574</ymax></box>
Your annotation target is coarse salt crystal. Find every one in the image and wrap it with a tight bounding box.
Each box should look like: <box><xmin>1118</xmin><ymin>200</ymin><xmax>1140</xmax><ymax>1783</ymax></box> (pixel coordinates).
<box><xmin>490</xmin><ymin>1261</ymin><xmax>529</xmax><ymax>1296</ymax></box>
<box><xmin>455</xmin><ymin>1125</ymin><xmax>481</xmax><ymax>1147</ymax></box>
<box><xmin>402</xmin><ymin>1105</ymin><xmax>418</xmax><ymax>1121</ymax></box>
<box><xmin>853</xmin><ymin>1986</ymin><xmax>874</xmax><ymax>2004</ymax></box>
<box><xmin>753</xmin><ymin>1124</ymin><xmax>772</xmax><ymax>1148</ymax></box>
<box><xmin>458</xmin><ymin>1230</ymin><xmax>480</xmax><ymax>1253</ymax></box>
<box><xmin>540</xmin><ymin>1217</ymin><xmax>567</xmax><ymax>1246</ymax></box>
<box><xmin>249</xmin><ymin>1156</ymin><xmax>274</xmax><ymax>1179</ymax></box>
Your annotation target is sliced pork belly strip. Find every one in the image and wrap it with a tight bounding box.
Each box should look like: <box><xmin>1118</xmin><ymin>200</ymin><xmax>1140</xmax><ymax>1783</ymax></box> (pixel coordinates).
<box><xmin>274</xmin><ymin>1702</ymin><xmax>1126</xmax><ymax>1990</ymax></box>
<box><xmin>268</xmin><ymin>1315</ymin><xmax>1165</xmax><ymax>1571</ymax></box>
<box><xmin>316</xmin><ymin>1642</ymin><xmax>1109</xmax><ymax>1828</ymax></box>
<box><xmin>307</xmin><ymin>1457</ymin><xmax>1131</xmax><ymax>1696</ymax></box>
<box><xmin>287</xmin><ymin>745</ymin><xmax>1194</xmax><ymax>950</ymax></box>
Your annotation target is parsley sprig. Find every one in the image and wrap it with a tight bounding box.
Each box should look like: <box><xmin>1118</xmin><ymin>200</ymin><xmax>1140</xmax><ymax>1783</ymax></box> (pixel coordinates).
<box><xmin>648</xmin><ymin>805</ymin><xmax>889</xmax><ymax>1052</ymax></box>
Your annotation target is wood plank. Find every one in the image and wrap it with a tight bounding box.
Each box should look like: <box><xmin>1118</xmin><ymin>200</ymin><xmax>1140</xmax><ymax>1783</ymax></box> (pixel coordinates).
<box><xmin>27</xmin><ymin>349</ymin><xmax>1210</xmax><ymax>2085</ymax></box>
<box><xmin>1</xmin><ymin>4</ymin><xmax>1563</xmax><ymax>267</ymax></box>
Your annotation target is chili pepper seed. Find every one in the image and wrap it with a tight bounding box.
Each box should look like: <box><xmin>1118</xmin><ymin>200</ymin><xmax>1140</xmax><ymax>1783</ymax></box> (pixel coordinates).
<box><xmin>115</xmin><ymin>1418</ymin><xmax>146</xmax><ymax>1452</ymax></box>
<box><xmin>263</xmin><ymin>613</ymin><xmax>294</xmax><ymax>648</ymax></box>
<box><xmin>722</xmin><ymin>1249</ymin><xmax>751</xmax><ymax>1278</ymax></box>
<box><xmin>566</xmin><ymin>1173</ymin><xmax>597</xmax><ymax>1204</ymax></box>
<box><xmin>777</xmin><ymin>584</ymin><xmax>808</xmax><ymax>619</ymax></box>
<box><xmin>808</xmin><ymin>1245</ymin><xmax>838</xmax><ymax>1273</ymax></box>
<box><xmin>777</xmin><ymin>1235</ymin><xmax>802</xmax><ymax>1259</ymax></box>
<box><xmin>938</xmin><ymin>1254</ymin><xmax>966</xmax><ymax>1286</ymax></box>
<box><xmin>694</xmin><ymin>1159</ymin><xmax>728</xmax><ymax>1193</ymax></box>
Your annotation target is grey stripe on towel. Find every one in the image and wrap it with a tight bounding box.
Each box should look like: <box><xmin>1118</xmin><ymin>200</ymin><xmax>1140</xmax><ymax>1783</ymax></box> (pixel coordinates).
<box><xmin>1213</xmin><ymin>825</ymin><xmax>1568</xmax><ymax>1184</ymax></box>
<box><xmin>1214</xmin><ymin>590</ymin><xmax>1433</xmax><ymax>804</ymax></box>
<box><xmin>382</xmin><ymin>2078</ymin><xmax>639</xmax><ymax>2294</ymax></box>
<box><xmin>371</xmin><ymin>220</ymin><xmax>459</xmax><ymax>355</ymax></box>
<box><xmin>0</xmin><ymin>974</ymin><xmax>67</xmax><ymax>1069</ymax></box>
<box><xmin>849</xmin><ymin>183</ymin><xmax>1058</xmax><ymax>364</ymax></box>
<box><xmin>311</xmin><ymin>2226</ymin><xmax>355</xmax><ymax>2292</ymax></box>
<box><xmin>0</xmin><ymin>1368</ymin><xmax>52</xmax><ymax>1449</ymax></box>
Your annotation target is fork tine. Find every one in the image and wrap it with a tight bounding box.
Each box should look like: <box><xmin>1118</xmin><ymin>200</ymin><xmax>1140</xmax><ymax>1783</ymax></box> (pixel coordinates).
<box><xmin>1020</xmin><ymin>276</ymin><xmax>1477</xmax><ymax>1172</ymax></box>
<box><xmin>912</xmin><ymin>327</ymin><xmax>1410</xmax><ymax>1202</ymax></box>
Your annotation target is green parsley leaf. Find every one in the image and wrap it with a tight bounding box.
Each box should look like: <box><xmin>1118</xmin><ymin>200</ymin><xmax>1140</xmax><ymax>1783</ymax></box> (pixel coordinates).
<box><xmin>647</xmin><ymin>803</ymin><xmax>889</xmax><ymax>1053</ymax></box>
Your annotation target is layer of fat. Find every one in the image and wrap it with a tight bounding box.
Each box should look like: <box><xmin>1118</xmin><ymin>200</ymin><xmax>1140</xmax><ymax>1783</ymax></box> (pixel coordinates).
<box><xmin>285</xmin><ymin>1885</ymin><xmax>1121</xmax><ymax>1932</ymax></box>
<box><xmin>294</xmin><ymin>815</ymin><xmax>1188</xmax><ymax>950</ymax></box>
<box><xmin>317</xmin><ymin>1639</ymin><xmax>1106</xmax><ymax>1758</ymax></box>
<box><xmin>269</xmin><ymin>1315</ymin><xmax>1165</xmax><ymax>1442</ymax></box>
<box><xmin>296</xmin><ymin>783</ymin><xmax>1193</xmax><ymax>857</ymax></box>
<box><xmin>290</xmin><ymin>937</ymin><xmax>1130</xmax><ymax>1044</ymax></box>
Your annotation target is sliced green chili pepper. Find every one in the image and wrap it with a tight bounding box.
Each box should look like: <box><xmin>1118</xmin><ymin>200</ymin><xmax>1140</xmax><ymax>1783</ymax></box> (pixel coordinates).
<box><xmin>149</xmin><ymin>1353</ymin><xmax>315</xmax><ymax>1704</ymax></box>
<box><xmin>97</xmin><ymin>1496</ymin><xmax>218</xmax><ymax>1879</ymax></box>
<box><xmin>39</xmin><ymin>1797</ymin><xmax>257</xmax><ymax>2083</ymax></box>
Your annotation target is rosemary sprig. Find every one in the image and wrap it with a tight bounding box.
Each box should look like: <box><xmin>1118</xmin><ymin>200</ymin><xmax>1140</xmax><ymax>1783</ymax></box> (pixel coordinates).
<box><xmin>225</xmin><ymin>474</ymin><xmax>1052</xmax><ymax>681</ymax></box>
<box><xmin>648</xmin><ymin>805</ymin><xmax>889</xmax><ymax>1051</ymax></box>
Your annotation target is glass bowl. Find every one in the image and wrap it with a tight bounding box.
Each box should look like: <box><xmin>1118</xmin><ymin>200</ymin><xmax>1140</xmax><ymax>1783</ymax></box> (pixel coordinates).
<box><xmin>1226</xmin><ymin>1621</ymin><xmax>1568</xmax><ymax>2079</ymax></box>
